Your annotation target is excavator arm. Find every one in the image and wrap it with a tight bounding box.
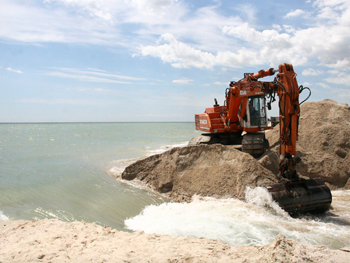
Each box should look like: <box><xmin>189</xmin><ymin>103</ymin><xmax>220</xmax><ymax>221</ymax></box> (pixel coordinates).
<box><xmin>270</xmin><ymin>63</ymin><xmax>301</xmax><ymax>181</ymax></box>
<box><xmin>254</xmin><ymin>63</ymin><xmax>332</xmax><ymax>214</ymax></box>
<box><xmin>246</xmin><ymin>63</ymin><xmax>304</xmax><ymax>181</ymax></box>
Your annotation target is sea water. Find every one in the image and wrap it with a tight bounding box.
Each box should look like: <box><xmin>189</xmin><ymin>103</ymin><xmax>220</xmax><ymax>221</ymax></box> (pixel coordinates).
<box><xmin>0</xmin><ymin>123</ymin><xmax>197</xmax><ymax>229</ymax></box>
<box><xmin>1</xmin><ymin>123</ymin><xmax>350</xmax><ymax>250</ymax></box>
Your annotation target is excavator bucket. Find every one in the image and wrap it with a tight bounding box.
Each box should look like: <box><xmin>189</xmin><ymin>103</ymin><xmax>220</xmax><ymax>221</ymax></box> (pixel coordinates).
<box><xmin>267</xmin><ymin>178</ymin><xmax>332</xmax><ymax>215</ymax></box>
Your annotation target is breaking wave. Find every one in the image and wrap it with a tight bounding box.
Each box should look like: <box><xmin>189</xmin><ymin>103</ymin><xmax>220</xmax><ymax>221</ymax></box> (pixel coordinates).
<box><xmin>0</xmin><ymin>210</ymin><xmax>9</xmax><ymax>221</ymax></box>
<box><xmin>125</xmin><ymin>188</ymin><xmax>350</xmax><ymax>249</ymax></box>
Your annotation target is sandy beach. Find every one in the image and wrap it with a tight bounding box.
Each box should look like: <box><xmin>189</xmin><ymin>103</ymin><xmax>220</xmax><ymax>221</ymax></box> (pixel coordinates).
<box><xmin>2</xmin><ymin>190</ymin><xmax>350</xmax><ymax>262</ymax></box>
<box><xmin>1</xmin><ymin>218</ymin><xmax>349</xmax><ymax>263</ymax></box>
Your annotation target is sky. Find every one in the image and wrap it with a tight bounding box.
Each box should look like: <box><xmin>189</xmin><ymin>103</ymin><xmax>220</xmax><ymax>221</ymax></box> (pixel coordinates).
<box><xmin>1</xmin><ymin>0</ymin><xmax>350</xmax><ymax>122</ymax></box>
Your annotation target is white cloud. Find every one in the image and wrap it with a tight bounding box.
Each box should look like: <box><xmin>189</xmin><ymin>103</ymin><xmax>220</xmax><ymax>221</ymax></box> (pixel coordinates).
<box><xmin>172</xmin><ymin>79</ymin><xmax>193</xmax><ymax>84</ymax></box>
<box><xmin>141</xmin><ymin>34</ymin><xmax>217</xmax><ymax>69</ymax></box>
<box><xmin>1</xmin><ymin>0</ymin><xmax>350</xmax><ymax>74</ymax></box>
<box><xmin>302</xmin><ymin>68</ymin><xmax>324</xmax><ymax>76</ymax></box>
<box><xmin>0</xmin><ymin>0</ymin><xmax>122</xmax><ymax>45</ymax></box>
<box><xmin>56</xmin><ymin>67</ymin><xmax>145</xmax><ymax>80</ymax></box>
<box><xmin>272</xmin><ymin>24</ymin><xmax>282</xmax><ymax>31</ymax></box>
<box><xmin>130</xmin><ymin>4</ymin><xmax>242</xmax><ymax>53</ymax></box>
<box><xmin>325</xmin><ymin>70</ymin><xmax>350</xmax><ymax>86</ymax></box>
<box><xmin>222</xmin><ymin>23</ymin><xmax>261</xmax><ymax>42</ymax></box>
<box><xmin>324</xmin><ymin>65</ymin><xmax>350</xmax><ymax>87</ymax></box>
<box><xmin>43</xmin><ymin>0</ymin><xmax>119</xmax><ymax>23</ymax></box>
<box><xmin>17</xmin><ymin>98</ymin><xmax>100</xmax><ymax>105</ymax></box>
<box><xmin>47</xmin><ymin>71</ymin><xmax>132</xmax><ymax>84</ymax></box>
<box><xmin>140</xmin><ymin>33</ymin><xmax>270</xmax><ymax>69</ymax></box>
<box><xmin>0</xmin><ymin>0</ymin><xmax>241</xmax><ymax>53</ymax></box>
<box><xmin>46</xmin><ymin>68</ymin><xmax>145</xmax><ymax>83</ymax></box>
<box><xmin>78</xmin><ymin>87</ymin><xmax>112</xmax><ymax>92</ymax></box>
<box><xmin>44</xmin><ymin>0</ymin><xmax>177</xmax><ymax>23</ymax></box>
<box><xmin>129</xmin><ymin>0</ymin><xmax>177</xmax><ymax>13</ymax></box>
<box><xmin>136</xmin><ymin>0</ymin><xmax>350</xmax><ymax>71</ymax></box>
<box><xmin>282</xmin><ymin>25</ymin><xmax>296</xmax><ymax>34</ymax></box>
<box><xmin>317</xmin><ymin>83</ymin><xmax>331</xmax><ymax>89</ymax></box>
<box><xmin>6</xmin><ymin>67</ymin><xmax>22</xmax><ymax>74</ymax></box>
<box><xmin>324</xmin><ymin>59</ymin><xmax>350</xmax><ymax>69</ymax></box>
<box><xmin>232</xmin><ymin>4</ymin><xmax>258</xmax><ymax>23</ymax></box>
<box><xmin>221</xmin><ymin>3</ymin><xmax>350</xmax><ymax>69</ymax></box>
<box><xmin>214</xmin><ymin>82</ymin><xmax>227</xmax><ymax>86</ymax></box>
<box><xmin>223</xmin><ymin>23</ymin><xmax>293</xmax><ymax>50</ymax></box>
<box><xmin>140</xmin><ymin>30</ymin><xmax>311</xmax><ymax>69</ymax></box>
<box><xmin>284</xmin><ymin>9</ymin><xmax>307</xmax><ymax>18</ymax></box>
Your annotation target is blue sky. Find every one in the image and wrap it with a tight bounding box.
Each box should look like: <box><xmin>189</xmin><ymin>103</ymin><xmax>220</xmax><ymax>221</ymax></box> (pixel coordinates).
<box><xmin>1</xmin><ymin>0</ymin><xmax>349</xmax><ymax>122</ymax></box>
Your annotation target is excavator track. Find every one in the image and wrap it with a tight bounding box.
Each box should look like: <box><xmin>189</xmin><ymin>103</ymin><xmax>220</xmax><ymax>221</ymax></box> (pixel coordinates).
<box><xmin>241</xmin><ymin>133</ymin><xmax>269</xmax><ymax>157</ymax></box>
<box><xmin>267</xmin><ymin>178</ymin><xmax>332</xmax><ymax>215</ymax></box>
<box><xmin>188</xmin><ymin>132</ymin><xmax>243</xmax><ymax>147</ymax></box>
<box><xmin>188</xmin><ymin>132</ymin><xmax>269</xmax><ymax>157</ymax></box>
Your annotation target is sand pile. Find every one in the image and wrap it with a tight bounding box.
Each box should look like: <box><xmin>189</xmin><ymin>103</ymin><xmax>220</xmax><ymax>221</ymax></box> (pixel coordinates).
<box><xmin>122</xmin><ymin>100</ymin><xmax>350</xmax><ymax>200</ymax></box>
<box><xmin>1</xmin><ymin>219</ymin><xmax>349</xmax><ymax>263</ymax></box>
<box><xmin>260</xmin><ymin>99</ymin><xmax>350</xmax><ymax>189</ymax></box>
<box><xmin>122</xmin><ymin>144</ymin><xmax>277</xmax><ymax>202</ymax></box>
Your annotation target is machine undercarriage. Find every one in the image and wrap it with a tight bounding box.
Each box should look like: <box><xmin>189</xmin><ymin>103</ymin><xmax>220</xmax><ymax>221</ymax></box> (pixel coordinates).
<box><xmin>188</xmin><ymin>132</ymin><xmax>268</xmax><ymax>157</ymax></box>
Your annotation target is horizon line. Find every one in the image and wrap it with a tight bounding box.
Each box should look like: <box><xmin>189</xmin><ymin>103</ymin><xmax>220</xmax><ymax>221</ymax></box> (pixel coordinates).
<box><xmin>0</xmin><ymin>121</ymin><xmax>194</xmax><ymax>124</ymax></box>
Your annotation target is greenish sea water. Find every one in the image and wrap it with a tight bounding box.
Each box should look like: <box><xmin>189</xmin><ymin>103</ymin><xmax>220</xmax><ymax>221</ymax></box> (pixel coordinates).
<box><xmin>0</xmin><ymin>122</ymin><xmax>198</xmax><ymax>229</ymax></box>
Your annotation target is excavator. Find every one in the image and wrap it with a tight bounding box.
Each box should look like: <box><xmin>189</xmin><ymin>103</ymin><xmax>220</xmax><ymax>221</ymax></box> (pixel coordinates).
<box><xmin>189</xmin><ymin>63</ymin><xmax>332</xmax><ymax>214</ymax></box>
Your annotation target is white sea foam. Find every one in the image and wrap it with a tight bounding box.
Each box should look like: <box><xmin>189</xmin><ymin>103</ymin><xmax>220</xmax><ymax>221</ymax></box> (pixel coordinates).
<box><xmin>0</xmin><ymin>210</ymin><xmax>9</xmax><ymax>221</ymax></box>
<box><xmin>245</xmin><ymin>186</ymin><xmax>289</xmax><ymax>217</ymax></box>
<box><xmin>34</xmin><ymin>207</ymin><xmax>76</xmax><ymax>222</ymax></box>
<box><xmin>125</xmin><ymin>189</ymin><xmax>350</xmax><ymax>249</ymax></box>
<box><xmin>0</xmin><ymin>211</ymin><xmax>9</xmax><ymax>221</ymax></box>
<box><xmin>109</xmin><ymin>158</ymin><xmax>139</xmax><ymax>178</ymax></box>
<box><xmin>146</xmin><ymin>142</ymin><xmax>188</xmax><ymax>156</ymax></box>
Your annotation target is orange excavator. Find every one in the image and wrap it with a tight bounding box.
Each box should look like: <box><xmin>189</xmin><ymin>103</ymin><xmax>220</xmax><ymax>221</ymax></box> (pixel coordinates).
<box><xmin>190</xmin><ymin>63</ymin><xmax>332</xmax><ymax>214</ymax></box>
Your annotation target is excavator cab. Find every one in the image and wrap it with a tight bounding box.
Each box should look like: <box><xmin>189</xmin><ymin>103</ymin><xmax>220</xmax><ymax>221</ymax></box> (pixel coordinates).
<box><xmin>240</xmin><ymin>96</ymin><xmax>270</xmax><ymax>157</ymax></box>
<box><xmin>246</xmin><ymin>96</ymin><xmax>268</xmax><ymax>128</ymax></box>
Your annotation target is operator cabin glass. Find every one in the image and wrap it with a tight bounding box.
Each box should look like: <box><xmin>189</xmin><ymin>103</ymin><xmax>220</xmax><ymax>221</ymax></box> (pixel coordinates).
<box><xmin>248</xmin><ymin>96</ymin><xmax>267</xmax><ymax>127</ymax></box>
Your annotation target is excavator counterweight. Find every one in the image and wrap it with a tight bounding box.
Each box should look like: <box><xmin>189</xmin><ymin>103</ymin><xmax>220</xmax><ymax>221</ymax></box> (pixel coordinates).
<box><xmin>190</xmin><ymin>63</ymin><xmax>332</xmax><ymax>214</ymax></box>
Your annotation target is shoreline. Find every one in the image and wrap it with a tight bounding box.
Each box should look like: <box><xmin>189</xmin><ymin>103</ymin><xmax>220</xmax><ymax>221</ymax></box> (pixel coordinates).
<box><xmin>1</xmin><ymin>219</ymin><xmax>349</xmax><ymax>263</ymax></box>
<box><xmin>1</xmin><ymin>190</ymin><xmax>350</xmax><ymax>262</ymax></box>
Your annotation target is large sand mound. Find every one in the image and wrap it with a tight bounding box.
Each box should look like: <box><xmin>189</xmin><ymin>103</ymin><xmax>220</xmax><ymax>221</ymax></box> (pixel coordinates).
<box><xmin>122</xmin><ymin>144</ymin><xmax>277</xmax><ymax>202</ymax></box>
<box><xmin>122</xmin><ymin>100</ymin><xmax>350</xmax><ymax>200</ymax></box>
<box><xmin>1</xmin><ymin>219</ymin><xmax>349</xmax><ymax>263</ymax></box>
<box><xmin>261</xmin><ymin>99</ymin><xmax>350</xmax><ymax>189</ymax></box>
